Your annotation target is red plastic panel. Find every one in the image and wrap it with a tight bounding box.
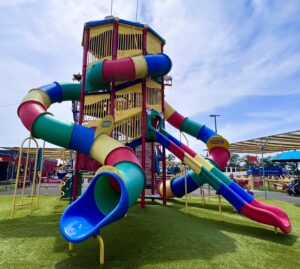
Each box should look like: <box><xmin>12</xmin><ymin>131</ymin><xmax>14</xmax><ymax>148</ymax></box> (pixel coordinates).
<box><xmin>105</xmin><ymin>147</ymin><xmax>141</xmax><ymax>167</ymax></box>
<box><xmin>169</xmin><ymin>142</ymin><xmax>185</xmax><ymax>161</ymax></box>
<box><xmin>167</xmin><ymin>112</ymin><xmax>186</xmax><ymax>129</ymax></box>
<box><xmin>240</xmin><ymin>201</ymin><xmax>291</xmax><ymax>234</ymax></box>
<box><xmin>250</xmin><ymin>199</ymin><xmax>291</xmax><ymax>233</ymax></box>
<box><xmin>208</xmin><ymin>147</ymin><xmax>230</xmax><ymax>170</ymax></box>
<box><xmin>180</xmin><ymin>144</ymin><xmax>197</xmax><ymax>158</ymax></box>
<box><xmin>18</xmin><ymin>101</ymin><xmax>47</xmax><ymax>131</ymax></box>
<box><xmin>103</xmin><ymin>57</ymin><xmax>136</xmax><ymax>82</ymax></box>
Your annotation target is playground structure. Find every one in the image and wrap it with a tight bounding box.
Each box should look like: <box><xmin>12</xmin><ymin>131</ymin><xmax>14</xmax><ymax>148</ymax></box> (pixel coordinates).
<box><xmin>17</xmin><ymin>17</ymin><xmax>292</xmax><ymax>264</ymax></box>
<box><xmin>11</xmin><ymin>137</ymin><xmax>44</xmax><ymax>218</ymax></box>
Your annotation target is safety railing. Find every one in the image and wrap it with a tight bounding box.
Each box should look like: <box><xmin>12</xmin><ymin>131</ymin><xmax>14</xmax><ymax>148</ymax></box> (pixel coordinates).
<box><xmin>113</xmin><ymin>113</ymin><xmax>142</xmax><ymax>144</ymax></box>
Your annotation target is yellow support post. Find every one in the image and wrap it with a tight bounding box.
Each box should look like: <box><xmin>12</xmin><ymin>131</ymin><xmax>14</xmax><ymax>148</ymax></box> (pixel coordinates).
<box><xmin>28</xmin><ymin>140</ymin><xmax>39</xmax><ymax>215</ymax></box>
<box><xmin>35</xmin><ymin>141</ymin><xmax>45</xmax><ymax>209</ymax></box>
<box><xmin>97</xmin><ymin>235</ymin><xmax>105</xmax><ymax>265</ymax></box>
<box><xmin>184</xmin><ymin>164</ymin><xmax>188</xmax><ymax>214</ymax></box>
<box><xmin>11</xmin><ymin>136</ymin><xmax>39</xmax><ymax>219</ymax></box>
<box><xmin>21</xmin><ymin>139</ymin><xmax>32</xmax><ymax>205</ymax></box>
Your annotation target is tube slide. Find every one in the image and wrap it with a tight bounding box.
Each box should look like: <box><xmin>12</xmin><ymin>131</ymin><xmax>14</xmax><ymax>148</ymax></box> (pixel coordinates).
<box><xmin>164</xmin><ymin>101</ymin><xmax>230</xmax><ymax>170</ymax></box>
<box><xmin>149</xmin><ymin>125</ymin><xmax>291</xmax><ymax>233</ymax></box>
<box><xmin>163</xmin><ymin>102</ymin><xmax>292</xmax><ymax>233</ymax></box>
<box><xmin>151</xmin><ymin>124</ymin><xmax>292</xmax><ymax>233</ymax></box>
<box><xmin>17</xmin><ymin>54</ymin><xmax>172</xmax><ymax>242</ymax></box>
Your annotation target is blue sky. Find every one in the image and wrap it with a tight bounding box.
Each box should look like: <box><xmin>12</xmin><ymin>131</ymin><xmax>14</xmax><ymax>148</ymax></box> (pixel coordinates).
<box><xmin>0</xmin><ymin>0</ymin><xmax>300</xmax><ymax>154</ymax></box>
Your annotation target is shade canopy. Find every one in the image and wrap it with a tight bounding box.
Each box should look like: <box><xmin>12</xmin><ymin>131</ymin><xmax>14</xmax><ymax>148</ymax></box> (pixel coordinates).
<box><xmin>271</xmin><ymin>151</ymin><xmax>300</xmax><ymax>162</ymax></box>
<box><xmin>0</xmin><ymin>147</ymin><xmax>75</xmax><ymax>160</ymax></box>
<box><xmin>229</xmin><ymin>130</ymin><xmax>300</xmax><ymax>154</ymax></box>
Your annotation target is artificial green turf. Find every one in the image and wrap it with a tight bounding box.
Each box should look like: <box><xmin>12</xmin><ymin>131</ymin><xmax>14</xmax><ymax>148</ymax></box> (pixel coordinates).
<box><xmin>0</xmin><ymin>195</ymin><xmax>299</xmax><ymax>269</ymax></box>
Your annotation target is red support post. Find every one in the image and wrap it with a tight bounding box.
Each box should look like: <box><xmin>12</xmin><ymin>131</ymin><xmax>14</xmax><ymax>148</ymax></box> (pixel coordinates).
<box><xmin>110</xmin><ymin>21</ymin><xmax>119</xmax><ymax>116</ymax></box>
<box><xmin>161</xmin><ymin>42</ymin><xmax>167</xmax><ymax>205</ymax></box>
<box><xmin>151</xmin><ymin>142</ymin><xmax>155</xmax><ymax>195</ymax></box>
<box><xmin>140</xmin><ymin>27</ymin><xmax>148</xmax><ymax>208</ymax></box>
<box><xmin>73</xmin><ymin>26</ymin><xmax>90</xmax><ymax>201</ymax></box>
<box><xmin>141</xmin><ymin>80</ymin><xmax>146</xmax><ymax>208</ymax></box>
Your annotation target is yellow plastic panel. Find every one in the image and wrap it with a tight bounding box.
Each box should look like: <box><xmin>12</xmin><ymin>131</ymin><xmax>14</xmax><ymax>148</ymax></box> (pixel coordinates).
<box><xmin>83</xmin><ymin>120</ymin><xmax>99</xmax><ymax>128</ymax></box>
<box><xmin>90</xmin><ymin>24</ymin><xmax>113</xmax><ymax>38</ymax></box>
<box><xmin>184</xmin><ymin>154</ymin><xmax>202</xmax><ymax>174</ymax></box>
<box><xmin>115</xmin><ymin>83</ymin><xmax>142</xmax><ymax>95</ymax></box>
<box><xmin>94</xmin><ymin>115</ymin><xmax>115</xmax><ymax>139</ymax></box>
<box><xmin>206</xmin><ymin>136</ymin><xmax>230</xmax><ymax>151</ymax></box>
<box><xmin>146</xmin><ymin>78</ymin><xmax>161</xmax><ymax>89</ymax></box>
<box><xmin>84</xmin><ymin>94</ymin><xmax>110</xmax><ymax>122</ymax></box>
<box><xmin>164</xmin><ymin>101</ymin><xmax>176</xmax><ymax>119</ymax></box>
<box><xmin>96</xmin><ymin>165</ymin><xmax>124</xmax><ymax>182</ymax></box>
<box><xmin>88</xmin><ymin>24</ymin><xmax>113</xmax><ymax>64</ymax></box>
<box><xmin>159</xmin><ymin>179</ymin><xmax>175</xmax><ymax>198</ymax></box>
<box><xmin>194</xmin><ymin>155</ymin><xmax>214</xmax><ymax>171</ymax></box>
<box><xmin>22</xmin><ymin>89</ymin><xmax>51</xmax><ymax>108</ymax></box>
<box><xmin>84</xmin><ymin>94</ymin><xmax>110</xmax><ymax>106</ymax></box>
<box><xmin>115</xmin><ymin>108</ymin><xmax>142</xmax><ymax>123</ymax></box>
<box><xmin>115</xmin><ymin>83</ymin><xmax>142</xmax><ymax>113</ymax></box>
<box><xmin>90</xmin><ymin>133</ymin><xmax>123</xmax><ymax>164</ymax></box>
<box><xmin>147</xmin><ymin>32</ymin><xmax>162</xmax><ymax>54</ymax></box>
<box><xmin>132</xmin><ymin>56</ymin><xmax>148</xmax><ymax>78</ymax></box>
<box><xmin>117</xmin><ymin>23</ymin><xmax>143</xmax><ymax>59</ymax></box>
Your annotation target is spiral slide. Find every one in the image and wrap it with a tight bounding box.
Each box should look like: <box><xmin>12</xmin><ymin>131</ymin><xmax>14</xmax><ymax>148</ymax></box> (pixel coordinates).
<box><xmin>17</xmin><ymin>54</ymin><xmax>172</xmax><ymax>243</ymax></box>
<box><xmin>148</xmin><ymin>109</ymin><xmax>292</xmax><ymax>234</ymax></box>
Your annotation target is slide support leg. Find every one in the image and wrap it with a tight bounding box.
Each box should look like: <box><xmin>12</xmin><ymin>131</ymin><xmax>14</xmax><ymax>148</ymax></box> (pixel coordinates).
<box><xmin>97</xmin><ymin>235</ymin><xmax>105</xmax><ymax>265</ymax></box>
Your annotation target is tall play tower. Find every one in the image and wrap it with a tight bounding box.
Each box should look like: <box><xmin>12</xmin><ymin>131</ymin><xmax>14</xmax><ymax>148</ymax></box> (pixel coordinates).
<box><xmin>74</xmin><ymin>16</ymin><xmax>168</xmax><ymax>205</ymax></box>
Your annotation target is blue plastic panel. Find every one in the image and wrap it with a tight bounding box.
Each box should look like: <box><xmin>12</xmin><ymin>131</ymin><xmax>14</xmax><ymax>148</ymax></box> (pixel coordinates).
<box><xmin>40</xmin><ymin>82</ymin><xmax>63</xmax><ymax>104</ymax></box>
<box><xmin>156</xmin><ymin>131</ymin><xmax>170</xmax><ymax>149</ymax></box>
<box><xmin>197</xmin><ymin>125</ymin><xmax>216</xmax><ymax>143</ymax></box>
<box><xmin>68</xmin><ymin>125</ymin><xmax>95</xmax><ymax>156</ymax></box>
<box><xmin>218</xmin><ymin>183</ymin><xmax>245</xmax><ymax>211</ymax></box>
<box><xmin>229</xmin><ymin>181</ymin><xmax>254</xmax><ymax>204</ymax></box>
<box><xmin>144</xmin><ymin>54</ymin><xmax>172</xmax><ymax>77</ymax></box>
<box><xmin>171</xmin><ymin>173</ymin><xmax>199</xmax><ymax>198</ymax></box>
<box><xmin>60</xmin><ymin>171</ymin><xmax>129</xmax><ymax>243</ymax></box>
<box><xmin>165</xmin><ymin>132</ymin><xmax>182</xmax><ymax>147</ymax></box>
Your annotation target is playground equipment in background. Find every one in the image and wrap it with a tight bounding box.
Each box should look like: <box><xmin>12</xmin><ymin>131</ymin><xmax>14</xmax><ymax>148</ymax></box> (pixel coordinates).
<box><xmin>17</xmin><ymin>17</ymin><xmax>292</xmax><ymax>264</ymax></box>
<box><xmin>11</xmin><ymin>138</ymin><xmax>45</xmax><ymax>219</ymax></box>
<box><xmin>247</xmin><ymin>167</ymin><xmax>287</xmax><ymax>176</ymax></box>
<box><xmin>57</xmin><ymin>171</ymin><xmax>83</xmax><ymax>200</ymax></box>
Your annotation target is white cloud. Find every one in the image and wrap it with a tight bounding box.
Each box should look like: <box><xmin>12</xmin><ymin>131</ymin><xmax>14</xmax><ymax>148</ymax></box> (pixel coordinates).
<box><xmin>1</xmin><ymin>0</ymin><xmax>300</xmax><ymax>148</ymax></box>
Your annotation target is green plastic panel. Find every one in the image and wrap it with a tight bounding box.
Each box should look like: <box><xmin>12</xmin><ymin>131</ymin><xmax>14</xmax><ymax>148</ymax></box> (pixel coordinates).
<box><xmin>180</xmin><ymin>118</ymin><xmax>203</xmax><ymax>138</ymax></box>
<box><xmin>115</xmin><ymin>161</ymin><xmax>145</xmax><ymax>207</ymax></box>
<box><xmin>200</xmin><ymin>167</ymin><xmax>222</xmax><ymax>191</ymax></box>
<box><xmin>211</xmin><ymin>167</ymin><xmax>232</xmax><ymax>186</ymax></box>
<box><xmin>94</xmin><ymin>175</ymin><xmax>121</xmax><ymax>216</ymax></box>
<box><xmin>31</xmin><ymin>114</ymin><xmax>74</xmax><ymax>148</ymax></box>
<box><xmin>189</xmin><ymin>171</ymin><xmax>206</xmax><ymax>187</ymax></box>
<box><xmin>85</xmin><ymin>61</ymin><xmax>108</xmax><ymax>92</ymax></box>
<box><xmin>60</xmin><ymin>83</ymin><xmax>81</xmax><ymax>101</ymax></box>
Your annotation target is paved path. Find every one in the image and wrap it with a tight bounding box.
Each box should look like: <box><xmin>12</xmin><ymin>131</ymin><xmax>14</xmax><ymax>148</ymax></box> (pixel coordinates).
<box><xmin>0</xmin><ymin>184</ymin><xmax>60</xmax><ymax>196</ymax></box>
<box><xmin>252</xmin><ymin>190</ymin><xmax>300</xmax><ymax>205</ymax></box>
<box><xmin>2</xmin><ymin>184</ymin><xmax>300</xmax><ymax>205</ymax></box>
